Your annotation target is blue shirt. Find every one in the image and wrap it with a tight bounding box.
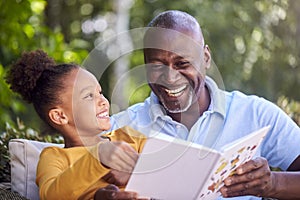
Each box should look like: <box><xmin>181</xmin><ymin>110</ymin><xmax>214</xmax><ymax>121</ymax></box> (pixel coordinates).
<box><xmin>110</xmin><ymin>77</ymin><xmax>300</xmax><ymax>200</ymax></box>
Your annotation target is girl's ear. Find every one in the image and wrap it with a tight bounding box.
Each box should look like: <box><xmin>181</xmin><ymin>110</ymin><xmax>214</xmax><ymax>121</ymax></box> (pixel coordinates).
<box><xmin>49</xmin><ymin>108</ymin><xmax>68</xmax><ymax>125</ymax></box>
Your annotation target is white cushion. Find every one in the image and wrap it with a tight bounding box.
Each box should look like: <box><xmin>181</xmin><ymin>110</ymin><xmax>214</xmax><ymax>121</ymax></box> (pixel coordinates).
<box><xmin>9</xmin><ymin>139</ymin><xmax>63</xmax><ymax>200</ymax></box>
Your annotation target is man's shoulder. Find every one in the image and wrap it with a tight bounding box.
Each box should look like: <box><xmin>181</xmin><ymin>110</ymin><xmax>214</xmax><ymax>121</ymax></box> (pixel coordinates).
<box><xmin>224</xmin><ymin>90</ymin><xmax>280</xmax><ymax>115</ymax></box>
<box><xmin>225</xmin><ymin>90</ymin><xmax>270</xmax><ymax>104</ymax></box>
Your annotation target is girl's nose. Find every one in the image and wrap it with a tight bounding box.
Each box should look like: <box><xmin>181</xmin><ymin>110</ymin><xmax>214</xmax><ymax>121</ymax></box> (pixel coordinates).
<box><xmin>98</xmin><ymin>94</ymin><xmax>109</xmax><ymax>107</ymax></box>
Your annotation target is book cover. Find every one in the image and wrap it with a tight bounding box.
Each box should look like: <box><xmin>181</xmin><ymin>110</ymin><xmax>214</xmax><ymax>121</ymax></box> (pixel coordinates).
<box><xmin>125</xmin><ymin>126</ymin><xmax>270</xmax><ymax>200</ymax></box>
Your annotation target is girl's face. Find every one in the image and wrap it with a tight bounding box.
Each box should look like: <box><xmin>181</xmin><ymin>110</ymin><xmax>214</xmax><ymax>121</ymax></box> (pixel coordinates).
<box><xmin>61</xmin><ymin>68</ymin><xmax>111</xmax><ymax>137</ymax></box>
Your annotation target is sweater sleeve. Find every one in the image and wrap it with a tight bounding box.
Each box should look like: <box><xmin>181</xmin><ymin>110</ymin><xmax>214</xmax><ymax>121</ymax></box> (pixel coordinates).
<box><xmin>36</xmin><ymin>143</ymin><xmax>109</xmax><ymax>200</ymax></box>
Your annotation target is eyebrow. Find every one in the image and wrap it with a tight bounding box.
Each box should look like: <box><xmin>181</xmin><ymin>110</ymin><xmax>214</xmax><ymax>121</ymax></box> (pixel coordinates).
<box><xmin>171</xmin><ymin>49</ymin><xmax>194</xmax><ymax>59</ymax></box>
<box><xmin>79</xmin><ymin>86</ymin><xmax>94</xmax><ymax>95</ymax></box>
<box><xmin>175</xmin><ymin>54</ymin><xmax>193</xmax><ymax>60</ymax></box>
<box><xmin>80</xmin><ymin>85</ymin><xmax>102</xmax><ymax>95</ymax></box>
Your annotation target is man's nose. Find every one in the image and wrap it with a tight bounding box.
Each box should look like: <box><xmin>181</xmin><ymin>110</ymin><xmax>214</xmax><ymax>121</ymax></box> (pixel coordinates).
<box><xmin>164</xmin><ymin>66</ymin><xmax>179</xmax><ymax>83</ymax></box>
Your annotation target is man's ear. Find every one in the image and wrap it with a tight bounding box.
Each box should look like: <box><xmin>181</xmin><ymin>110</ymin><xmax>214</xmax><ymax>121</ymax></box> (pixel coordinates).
<box><xmin>49</xmin><ymin>108</ymin><xmax>68</xmax><ymax>125</ymax></box>
<box><xmin>204</xmin><ymin>44</ymin><xmax>211</xmax><ymax>70</ymax></box>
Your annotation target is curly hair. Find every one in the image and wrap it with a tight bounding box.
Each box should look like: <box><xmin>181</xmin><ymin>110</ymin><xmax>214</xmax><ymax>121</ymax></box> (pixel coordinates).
<box><xmin>6</xmin><ymin>49</ymin><xmax>79</xmax><ymax>128</ymax></box>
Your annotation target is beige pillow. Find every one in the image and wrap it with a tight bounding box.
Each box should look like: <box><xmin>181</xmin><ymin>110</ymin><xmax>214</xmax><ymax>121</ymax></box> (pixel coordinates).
<box><xmin>9</xmin><ymin>139</ymin><xmax>63</xmax><ymax>200</ymax></box>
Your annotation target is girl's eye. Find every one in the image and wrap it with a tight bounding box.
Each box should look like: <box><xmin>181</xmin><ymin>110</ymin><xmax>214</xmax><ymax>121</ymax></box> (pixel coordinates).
<box><xmin>84</xmin><ymin>93</ymin><xmax>94</xmax><ymax>99</ymax></box>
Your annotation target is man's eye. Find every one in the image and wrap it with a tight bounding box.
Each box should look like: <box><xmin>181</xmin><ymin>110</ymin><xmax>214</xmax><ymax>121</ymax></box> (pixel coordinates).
<box><xmin>176</xmin><ymin>61</ymin><xmax>190</xmax><ymax>68</ymax></box>
<box><xmin>151</xmin><ymin>63</ymin><xmax>164</xmax><ymax>70</ymax></box>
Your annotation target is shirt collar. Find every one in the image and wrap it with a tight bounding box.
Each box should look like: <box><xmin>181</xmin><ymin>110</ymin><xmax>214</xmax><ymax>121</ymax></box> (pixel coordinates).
<box><xmin>205</xmin><ymin>76</ymin><xmax>226</xmax><ymax>118</ymax></box>
<box><xmin>149</xmin><ymin>76</ymin><xmax>226</xmax><ymax>121</ymax></box>
<box><xmin>149</xmin><ymin>93</ymin><xmax>170</xmax><ymax>121</ymax></box>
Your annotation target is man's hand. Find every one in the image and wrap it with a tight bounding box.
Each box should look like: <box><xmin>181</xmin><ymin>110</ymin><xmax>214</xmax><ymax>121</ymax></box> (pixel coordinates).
<box><xmin>102</xmin><ymin>169</ymin><xmax>131</xmax><ymax>186</ymax></box>
<box><xmin>94</xmin><ymin>184</ymin><xmax>138</xmax><ymax>200</ymax></box>
<box><xmin>98</xmin><ymin>141</ymin><xmax>139</xmax><ymax>172</ymax></box>
<box><xmin>220</xmin><ymin>157</ymin><xmax>275</xmax><ymax>198</ymax></box>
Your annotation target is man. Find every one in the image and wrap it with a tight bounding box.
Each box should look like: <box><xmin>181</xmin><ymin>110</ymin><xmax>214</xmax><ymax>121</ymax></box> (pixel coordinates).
<box><xmin>102</xmin><ymin>10</ymin><xmax>300</xmax><ymax>199</ymax></box>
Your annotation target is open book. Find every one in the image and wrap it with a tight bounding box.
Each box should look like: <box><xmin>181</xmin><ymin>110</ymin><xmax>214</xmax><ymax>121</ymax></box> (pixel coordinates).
<box><xmin>125</xmin><ymin>126</ymin><xmax>270</xmax><ymax>200</ymax></box>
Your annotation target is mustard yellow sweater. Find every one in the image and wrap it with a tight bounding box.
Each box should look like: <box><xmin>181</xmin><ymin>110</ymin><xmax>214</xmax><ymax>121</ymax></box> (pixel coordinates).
<box><xmin>36</xmin><ymin>126</ymin><xmax>146</xmax><ymax>200</ymax></box>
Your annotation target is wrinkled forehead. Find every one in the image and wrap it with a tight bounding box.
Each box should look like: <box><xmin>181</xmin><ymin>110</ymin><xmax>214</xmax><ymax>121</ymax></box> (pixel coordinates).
<box><xmin>143</xmin><ymin>27</ymin><xmax>204</xmax><ymax>56</ymax></box>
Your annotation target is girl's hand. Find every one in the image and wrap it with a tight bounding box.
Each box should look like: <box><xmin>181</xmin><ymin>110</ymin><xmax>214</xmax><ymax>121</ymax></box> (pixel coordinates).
<box><xmin>102</xmin><ymin>169</ymin><xmax>131</xmax><ymax>186</ymax></box>
<box><xmin>94</xmin><ymin>184</ymin><xmax>138</xmax><ymax>200</ymax></box>
<box><xmin>98</xmin><ymin>141</ymin><xmax>139</xmax><ymax>172</ymax></box>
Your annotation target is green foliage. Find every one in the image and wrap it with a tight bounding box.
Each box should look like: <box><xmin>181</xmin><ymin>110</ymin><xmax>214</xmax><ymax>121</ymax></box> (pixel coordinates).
<box><xmin>0</xmin><ymin>119</ymin><xmax>63</xmax><ymax>182</ymax></box>
<box><xmin>277</xmin><ymin>96</ymin><xmax>300</xmax><ymax>126</ymax></box>
<box><xmin>0</xmin><ymin>0</ymin><xmax>89</xmax><ymax>132</ymax></box>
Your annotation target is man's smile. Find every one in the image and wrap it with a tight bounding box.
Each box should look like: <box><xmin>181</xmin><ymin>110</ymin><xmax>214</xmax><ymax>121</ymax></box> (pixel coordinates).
<box><xmin>164</xmin><ymin>85</ymin><xmax>187</xmax><ymax>97</ymax></box>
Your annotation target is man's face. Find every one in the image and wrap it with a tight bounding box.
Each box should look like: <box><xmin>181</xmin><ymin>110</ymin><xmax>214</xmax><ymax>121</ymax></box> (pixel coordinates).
<box><xmin>144</xmin><ymin>28</ymin><xmax>210</xmax><ymax>113</ymax></box>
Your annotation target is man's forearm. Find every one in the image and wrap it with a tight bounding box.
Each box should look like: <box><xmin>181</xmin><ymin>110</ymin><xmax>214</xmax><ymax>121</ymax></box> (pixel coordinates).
<box><xmin>269</xmin><ymin>171</ymin><xmax>300</xmax><ymax>199</ymax></box>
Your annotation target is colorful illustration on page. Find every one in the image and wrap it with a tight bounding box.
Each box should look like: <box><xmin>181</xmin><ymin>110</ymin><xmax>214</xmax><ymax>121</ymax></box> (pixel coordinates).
<box><xmin>198</xmin><ymin>144</ymin><xmax>258</xmax><ymax>199</ymax></box>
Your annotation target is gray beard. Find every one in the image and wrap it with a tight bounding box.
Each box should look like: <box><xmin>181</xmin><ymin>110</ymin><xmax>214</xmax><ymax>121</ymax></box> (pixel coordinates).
<box><xmin>161</xmin><ymin>89</ymin><xmax>193</xmax><ymax>114</ymax></box>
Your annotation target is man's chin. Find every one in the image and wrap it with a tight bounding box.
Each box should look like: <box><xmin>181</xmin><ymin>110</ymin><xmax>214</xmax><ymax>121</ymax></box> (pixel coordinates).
<box><xmin>161</xmin><ymin>100</ymin><xmax>191</xmax><ymax>114</ymax></box>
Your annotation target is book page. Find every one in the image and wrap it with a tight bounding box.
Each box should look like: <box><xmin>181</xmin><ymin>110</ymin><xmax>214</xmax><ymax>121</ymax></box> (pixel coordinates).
<box><xmin>125</xmin><ymin>135</ymin><xmax>221</xmax><ymax>200</ymax></box>
<box><xmin>126</xmin><ymin>126</ymin><xmax>270</xmax><ymax>200</ymax></box>
<box><xmin>197</xmin><ymin>126</ymin><xmax>270</xmax><ymax>199</ymax></box>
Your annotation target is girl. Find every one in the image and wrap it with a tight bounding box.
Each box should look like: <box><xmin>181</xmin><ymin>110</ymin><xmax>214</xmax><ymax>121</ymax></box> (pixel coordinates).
<box><xmin>6</xmin><ymin>50</ymin><xmax>146</xmax><ymax>200</ymax></box>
